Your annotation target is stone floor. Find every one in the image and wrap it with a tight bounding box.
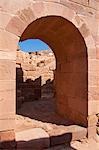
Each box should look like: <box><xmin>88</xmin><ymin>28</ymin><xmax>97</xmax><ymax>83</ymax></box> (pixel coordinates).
<box><xmin>45</xmin><ymin>138</ymin><xmax>99</xmax><ymax>150</ymax></box>
<box><xmin>15</xmin><ymin>140</ymin><xmax>99</xmax><ymax>150</ymax></box>
<box><xmin>15</xmin><ymin>97</ymin><xmax>90</xmax><ymax>149</ymax></box>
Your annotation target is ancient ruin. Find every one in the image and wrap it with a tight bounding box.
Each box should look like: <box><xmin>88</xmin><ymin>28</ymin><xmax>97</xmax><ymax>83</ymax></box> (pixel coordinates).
<box><xmin>0</xmin><ymin>0</ymin><xmax>99</xmax><ymax>149</ymax></box>
<box><xmin>16</xmin><ymin>49</ymin><xmax>55</xmax><ymax>108</ymax></box>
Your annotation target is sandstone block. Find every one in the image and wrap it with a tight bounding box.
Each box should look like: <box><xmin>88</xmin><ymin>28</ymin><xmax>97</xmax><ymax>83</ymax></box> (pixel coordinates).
<box><xmin>0</xmin><ymin>12</ymin><xmax>12</xmax><ymax>29</ymax></box>
<box><xmin>96</xmin><ymin>47</ymin><xmax>99</xmax><ymax>59</ymax></box>
<box><xmin>85</xmin><ymin>35</ymin><xmax>96</xmax><ymax>49</ymax></box>
<box><xmin>0</xmin><ymin>130</ymin><xmax>15</xmax><ymax>142</ymax></box>
<box><xmin>0</xmin><ymin>80</ymin><xmax>15</xmax><ymax>115</ymax></box>
<box><xmin>67</xmin><ymin>0</ymin><xmax>89</xmax><ymax>5</ymax></box>
<box><xmin>88</xmin><ymin>100</ymin><xmax>99</xmax><ymax>115</ymax></box>
<box><xmin>0</xmin><ymin>60</ymin><xmax>15</xmax><ymax>80</ymax></box>
<box><xmin>87</xmin><ymin>126</ymin><xmax>97</xmax><ymax>138</ymax></box>
<box><xmin>0</xmin><ymin>130</ymin><xmax>15</xmax><ymax>149</ymax></box>
<box><xmin>49</xmin><ymin>125</ymin><xmax>87</xmax><ymax>146</ymax></box>
<box><xmin>88</xmin><ymin>86</ymin><xmax>99</xmax><ymax>101</ymax></box>
<box><xmin>17</xmin><ymin>6</ymin><xmax>35</xmax><ymax>24</ymax></box>
<box><xmin>88</xmin><ymin>72</ymin><xmax>99</xmax><ymax>87</ymax></box>
<box><xmin>0</xmin><ymin>29</ymin><xmax>19</xmax><ymax>51</ymax></box>
<box><xmin>16</xmin><ymin>128</ymin><xmax>50</xmax><ymax>149</ymax></box>
<box><xmin>88</xmin><ymin>115</ymin><xmax>98</xmax><ymax>127</ymax></box>
<box><xmin>30</xmin><ymin>1</ymin><xmax>45</xmax><ymax>19</ymax></box>
<box><xmin>88</xmin><ymin>48</ymin><xmax>96</xmax><ymax>59</ymax></box>
<box><xmin>6</xmin><ymin>16</ymin><xmax>26</xmax><ymax>36</ymax></box>
<box><xmin>0</xmin><ymin>89</ymin><xmax>15</xmax><ymax>115</ymax></box>
<box><xmin>61</xmin><ymin>0</ymin><xmax>84</xmax><ymax>15</ymax></box>
<box><xmin>21</xmin><ymin>63</ymin><xmax>36</xmax><ymax>71</ymax></box>
<box><xmin>88</xmin><ymin>59</ymin><xmax>99</xmax><ymax>72</ymax></box>
<box><xmin>27</xmin><ymin>71</ymin><xmax>36</xmax><ymax>76</ymax></box>
<box><xmin>89</xmin><ymin>0</ymin><xmax>99</xmax><ymax>10</ymax></box>
<box><xmin>0</xmin><ymin>0</ymin><xmax>32</xmax><ymax>14</ymax></box>
<box><xmin>0</xmin><ymin>51</ymin><xmax>16</xmax><ymax>60</ymax></box>
<box><xmin>0</xmin><ymin>117</ymin><xmax>15</xmax><ymax>131</ymax></box>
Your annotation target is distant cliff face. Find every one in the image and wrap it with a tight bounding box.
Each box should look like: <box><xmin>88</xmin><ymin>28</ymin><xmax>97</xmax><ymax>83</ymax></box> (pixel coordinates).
<box><xmin>16</xmin><ymin>49</ymin><xmax>56</xmax><ymax>84</ymax></box>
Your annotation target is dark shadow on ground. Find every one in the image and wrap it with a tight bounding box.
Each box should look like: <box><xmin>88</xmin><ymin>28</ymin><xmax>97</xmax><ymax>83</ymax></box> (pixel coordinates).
<box><xmin>16</xmin><ymin>67</ymin><xmax>75</xmax><ymax>126</ymax></box>
<box><xmin>0</xmin><ymin>133</ymin><xmax>77</xmax><ymax>149</ymax></box>
<box><xmin>15</xmin><ymin>133</ymin><xmax>77</xmax><ymax>150</ymax></box>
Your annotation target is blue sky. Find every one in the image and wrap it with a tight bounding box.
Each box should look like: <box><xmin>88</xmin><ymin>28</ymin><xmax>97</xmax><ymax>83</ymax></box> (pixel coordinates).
<box><xmin>19</xmin><ymin>39</ymin><xmax>50</xmax><ymax>52</ymax></box>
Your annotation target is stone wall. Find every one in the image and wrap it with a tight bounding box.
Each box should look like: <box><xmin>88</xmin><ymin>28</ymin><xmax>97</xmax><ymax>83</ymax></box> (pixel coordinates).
<box><xmin>0</xmin><ymin>0</ymin><xmax>99</xmax><ymax>145</ymax></box>
<box><xmin>16</xmin><ymin>49</ymin><xmax>56</xmax><ymax>84</ymax></box>
<box><xmin>16</xmin><ymin>49</ymin><xmax>56</xmax><ymax>108</ymax></box>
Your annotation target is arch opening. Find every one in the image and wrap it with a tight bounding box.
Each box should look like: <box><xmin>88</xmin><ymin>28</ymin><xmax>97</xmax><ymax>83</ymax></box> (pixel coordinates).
<box><xmin>16</xmin><ymin>15</ymin><xmax>88</xmax><ymax>140</ymax></box>
<box><xmin>16</xmin><ymin>39</ymin><xmax>56</xmax><ymax>114</ymax></box>
<box><xmin>20</xmin><ymin>16</ymin><xmax>88</xmax><ymax>126</ymax></box>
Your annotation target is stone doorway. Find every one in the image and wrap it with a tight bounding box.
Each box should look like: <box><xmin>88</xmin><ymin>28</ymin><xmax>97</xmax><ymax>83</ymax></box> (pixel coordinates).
<box><xmin>15</xmin><ymin>16</ymin><xmax>88</xmax><ymax>149</ymax></box>
<box><xmin>19</xmin><ymin>16</ymin><xmax>88</xmax><ymax>127</ymax></box>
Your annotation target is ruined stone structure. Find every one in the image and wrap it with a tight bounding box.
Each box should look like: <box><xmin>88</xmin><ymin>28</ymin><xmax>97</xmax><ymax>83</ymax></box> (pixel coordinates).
<box><xmin>16</xmin><ymin>49</ymin><xmax>55</xmax><ymax>84</ymax></box>
<box><xmin>0</xmin><ymin>0</ymin><xmax>99</xmax><ymax>148</ymax></box>
<box><xmin>16</xmin><ymin>49</ymin><xmax>55</xmax><ymax>108</ymax></box>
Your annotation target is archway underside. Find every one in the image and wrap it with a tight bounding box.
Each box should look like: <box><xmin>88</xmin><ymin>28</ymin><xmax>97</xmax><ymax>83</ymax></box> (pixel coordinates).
<box><xmin>20</xmin><ymin>16</ymin><xmax>88</xmax><ymax>127</ymax></box>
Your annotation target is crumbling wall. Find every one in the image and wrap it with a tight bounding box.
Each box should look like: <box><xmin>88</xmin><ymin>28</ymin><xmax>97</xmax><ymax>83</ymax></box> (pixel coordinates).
<box><xmin>16</xmin><ymin>49</ymin><xmax>55</xmax><ymax>84</ymax></box>
<box><xmin>16</xmin><ymin>49</ymin><xmax>56</xmax><ymax>108</ymax></box>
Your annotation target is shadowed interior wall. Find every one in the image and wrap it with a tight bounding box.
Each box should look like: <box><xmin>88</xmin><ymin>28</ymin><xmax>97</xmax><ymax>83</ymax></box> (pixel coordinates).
<box><xmin>20</xmin><ymin>16</ymin><xmax>88</xmax><ymax>127</ymax></box>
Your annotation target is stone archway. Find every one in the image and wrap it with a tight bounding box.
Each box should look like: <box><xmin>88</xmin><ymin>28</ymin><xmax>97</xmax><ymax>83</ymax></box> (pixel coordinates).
<box><xmin>20</xmin><ymin>16</ymin><xmax>88</xmax><ymax>128</ymax></box>
<box><xmin>0</xmin><ymin>0</ymin><xmax>98</xmax><ymax>148</ymax></box>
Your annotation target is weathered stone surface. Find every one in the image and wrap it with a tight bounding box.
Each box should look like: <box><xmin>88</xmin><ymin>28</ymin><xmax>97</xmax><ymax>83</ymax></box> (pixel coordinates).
<box><xmin>0</xmin><ymin>130</ymin><xmax>15</xmax><ymax>141</ymax></box>
<box><xmin>21</xmin><ymin>63</ymin><xmax>36</xmax><ymax>71</ymax></box>
<box><xmin>0</xmin><ymin>0</ymin><xmax>33</xmax><ymax>14</ymax></box>
<box><xmin>0</xmin><ymin>130</ymin><xmax>16</xmax><ymax>149</ymax></box>
<box><xmin>88</xmin><ymin>86</ymin><xmax>99</xmax><ymax>101</ymax></box>
<box><xmin>0</xmin><ymin>114</ymin><xmax>15</xmax><ymax>131</ymax></box>
<box><xmin>16</xmin><ymin>128</ymin><xmax>50</xmax><ymax>149</ymax></box>
<box><xmin>49</xmin><ymin>125</ymin><xmax>87</xmax><ymax>146</ymax></box>
<box><xmin>16</xmin><ymin>49</ymin><xmax>55</xmax><ymax>84</ymax></box>
<box><xmin>0</xmin><ymin>0</ymin><xmax>99</xmax><ymax>141</ymax></box>
<box><xmin>16</xmin><ymin>49</ymin><xmax>55</xmax><ymax>105</ymax></box>
<box><xmin>88</xmin><ymin>72</ymin><xmax>99</xmax><ymax>87</ymax></box>
<box><xmin>96</xmin><ymin>47</ymin><xmax>99</xmax><ymax>59</ymax></box>
<box><xmin>0</xmin><ymin>92</ymin><xmax>15</xmax><ymax>114</ymax></box>
<box><xmin>17</xmin><ymin>6</ymin><xmax>35</xmax><ymax>24</ymax></box>
<box><xmin>0</xmin><ymin>80</ymin><xmax>15</xmax><ymax>106</ymax></box>
<box><xmin>0</xmin><ymin>60</ymin><xmax>15</xmax><ymax>80</ymax></box>
<box><xmin>0</xmin><ymin>12</ymin><xmax>12</xmax><ymax>29</ymax></box>
<box><xmin>88</xmin><ymin>115</ymin><xmax>98</xmax><ymax>127</ymax></box>
<box><xmin>15</xmin><ymin>98</ymin><xmax>87</xmax><ymax>146</ymax></box>
<box><xmin>6</xmin><ymin>16</ymin><xmax>27</xmax><ymax>36</ymax></box>
<box><xmin>0</xmin><ymin>80</ymin><xmax>15</xmax><ymax>131</ymax></box>
<box><xmin>88</xmin><ymin>59</ymin><xmax>99</xmax><ymax>71</ymax></box>
<box><xmin>88</xmin><ymin>101</ymin><xmax>99</xmax><ymax>115</ymax></box>
<box><xmin>0</xmin><ymin>29</ymin><xmax>19</xmax><ymax>51</ymax></box>
<box><xmin>0</xmin><ymin>51</ymin><xmax>16</xmax><ymax>60</ymax></box>
<box><xmin>87</xmin><ymin>126</ymin><xmax>97</xmax><ymax>138</ymax></box>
